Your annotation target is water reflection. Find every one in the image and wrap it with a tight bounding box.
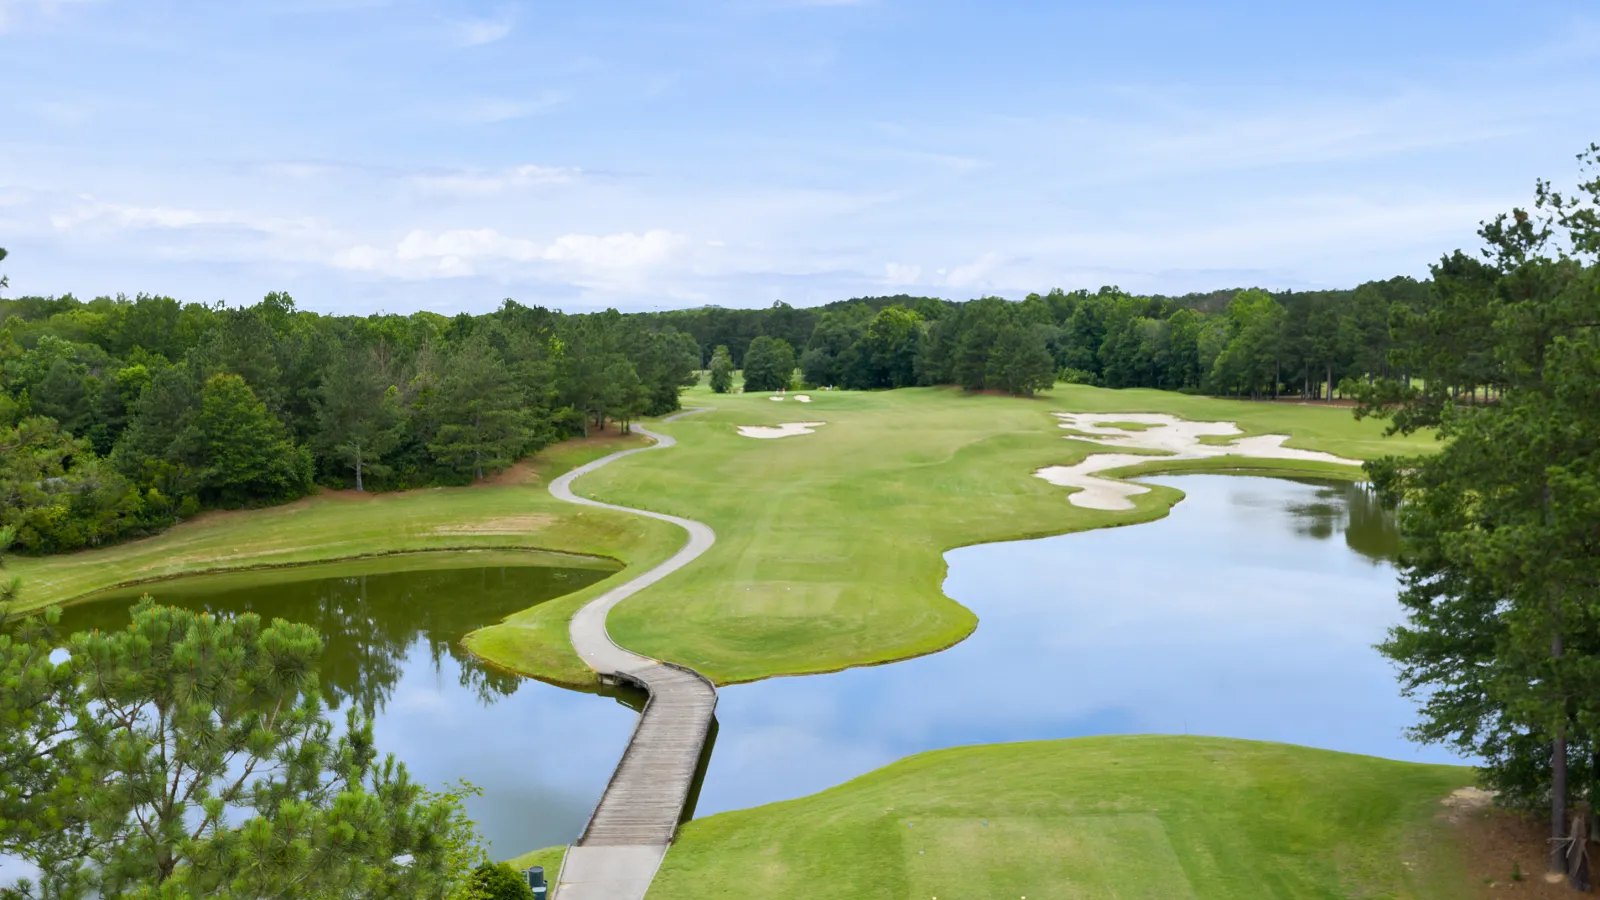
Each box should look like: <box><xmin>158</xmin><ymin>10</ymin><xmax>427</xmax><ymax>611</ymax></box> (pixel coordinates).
<box><xmin>51</xmin><ymin>554</ymin><xmax>635</xmax><ymax>856</ymax></box>
<box><xmin>695</xmin><ymin>475</ymin><xmax>1444</xmax><ymax>817</ymax></box>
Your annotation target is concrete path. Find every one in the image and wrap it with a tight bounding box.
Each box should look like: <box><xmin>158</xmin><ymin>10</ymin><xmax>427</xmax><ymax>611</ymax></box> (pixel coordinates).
<box><xmin>550</xmin><ymin>410</ymin><xmax>718</xmax><ymax>900</ymax></box>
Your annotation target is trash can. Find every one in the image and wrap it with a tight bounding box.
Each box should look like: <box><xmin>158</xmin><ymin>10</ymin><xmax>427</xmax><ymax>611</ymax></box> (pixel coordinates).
<box><xmin>525</xmin><ymin>865</ymin><xmax>547</xmax><ymax>899</ymax></box>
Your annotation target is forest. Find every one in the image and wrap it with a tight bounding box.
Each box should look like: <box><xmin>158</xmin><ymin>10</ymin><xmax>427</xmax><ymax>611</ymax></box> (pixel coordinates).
<box><xmin>0</xmin><ymin>244</ymin><xmax>1496</xmax><ymax>561</ymax></box>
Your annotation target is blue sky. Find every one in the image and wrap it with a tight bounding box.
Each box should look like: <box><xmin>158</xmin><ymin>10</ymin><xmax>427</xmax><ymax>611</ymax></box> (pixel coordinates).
<box><xmin>1</xmin><ymin>0</ymin><xmax>1597</xmax><ymax>314</ymax></box>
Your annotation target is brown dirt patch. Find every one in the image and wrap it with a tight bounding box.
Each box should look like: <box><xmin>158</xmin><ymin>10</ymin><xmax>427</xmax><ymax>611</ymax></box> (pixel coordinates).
<box><xmin>1446</xmin><ymin>794</ymin><xmax>1591</xmax><ymax>897</ymax></box>
<box><xmin>430</xmin><ymin>516</ymin><xmax>555</xmax><ymax>535</ymax></box>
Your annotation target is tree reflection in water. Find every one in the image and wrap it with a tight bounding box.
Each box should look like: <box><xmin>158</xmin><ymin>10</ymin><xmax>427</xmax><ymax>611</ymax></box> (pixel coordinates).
<box><xmin>1280</xmin><ymin>479</ymin><xmax>1400</xmax><ymax>563</ymax></box>
<box><xmin>55</xmin><ymin>559</ymin><xmax>613</xmax><ymax>715</ymax></box>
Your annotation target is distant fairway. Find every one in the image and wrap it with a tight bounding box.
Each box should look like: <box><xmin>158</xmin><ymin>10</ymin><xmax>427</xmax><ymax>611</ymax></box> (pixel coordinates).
<box><xmin>513</xmin><ymin>735</ymin><xmax>1479</xmax><ymax>900</ymax></box>
<box><xmin>476</xmin><ymin>384</ymin><xmax>1434</xmax><ymax>685</ymax></box>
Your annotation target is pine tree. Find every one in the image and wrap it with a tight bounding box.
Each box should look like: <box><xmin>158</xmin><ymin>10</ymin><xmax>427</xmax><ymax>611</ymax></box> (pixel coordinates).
<box><xmin>429</xmin><ymin>336</ymin><xmax>527</xmax><ymax>481</ymax></box>
<box><xmin>314</xmin><ymin>344</ymin><xmax>401</xmax><ymax>491</ymax></box>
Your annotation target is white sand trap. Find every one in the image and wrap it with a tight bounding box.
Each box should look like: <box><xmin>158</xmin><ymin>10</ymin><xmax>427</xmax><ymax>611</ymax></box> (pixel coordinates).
<box><xmin>769</xmin><ymin>395</ymin><xmax>785</xmax><ymax>401</ymax></box>
<box><xmin>794</xmin><ymin>394</ymin><xmax>812</xmax><ymax>402</ymax></box>
<box><xmin>737</xmin><ymin>421</ymin><xmax>826</xmax><ymax>439</ymax></box>
<box><xmin>1035</xmin><ymin>412</ymin><xmax>1361</xmax><ymax>510</ymax></box>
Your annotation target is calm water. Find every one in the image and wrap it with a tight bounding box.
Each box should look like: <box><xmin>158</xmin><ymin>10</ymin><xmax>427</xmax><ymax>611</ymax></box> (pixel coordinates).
<box><xmin>36</xmin><ymin>475</ymin><xmax>1446</xmax><ymax>860</ymax></box>
<box><xmin>52</xmin><ymin>554</ymin><xmax>634</xmax><ymax>857</ymax></box>
<box><xmin>694</xmin><ymin>475</ymin><xmax>1453</xmax><ymax>816</ymax></box>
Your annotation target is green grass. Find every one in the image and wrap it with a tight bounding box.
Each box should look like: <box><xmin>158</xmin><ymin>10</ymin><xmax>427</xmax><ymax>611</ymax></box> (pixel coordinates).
<box><xmin>1100</xmin><ymin>419</ymin><xmax>1159</xmax><ymax>431</ymax></box>
<box><xmin>516</xmin><ymin>736</ymin><xmax>1476</xmax><ymax>899</ymax></box>
<box><xmin>524</xmin><ymin>384</ymin><xmax>1434</xmax><ymax>684</ymax></box>
<box><xmin>6</xmin><ymin>433</ymin><xmax>685</xmax><ymax>687</ymax></box>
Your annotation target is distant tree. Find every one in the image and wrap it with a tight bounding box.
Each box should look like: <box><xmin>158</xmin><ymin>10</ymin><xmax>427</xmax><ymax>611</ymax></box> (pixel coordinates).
<box><xmin>193</xmin><ymin>373</ymin><xmax>313</xmax><ymax>506</ymax></box>
<box><xmin>985</xmin><ymin>325</ymin><xmax>1056</xmax><ymax>396</ymax></box>
<box><xmin>0</xmin><ymin>247</ymin><xmax>8</xmax><ymax>295</ymax></box>
<box><xmin>741</xmin><ymin>335</ymin><xmax>796</xmax><ymax>392</ymax></box>
<box><xmin>708</xmin><ymin>345</ymin><xmax>734</xmax><ymax>393</ymax></box>
<box><xmin>429</xmin><ymin>335</ymin><xmax>527</xmax><ymax>481</ymax></box>
<box><xmin>314</xmin><ymin>343</ymin><xmax>401</xmax><ymax>492</ymax></box>
<box><xmin>0</xmin><ymin>417</ymin><xmax>150</xmax><ymax>552</ymax></box>
<box><xmin>599</xmin><ymin>359</ymin><xmax>648</xmax><ymax>433</ymax></box>
<box><xmin>865</xmin><ymin>306</ymin><xmax>924</xmax><ymax>388</ymax></box>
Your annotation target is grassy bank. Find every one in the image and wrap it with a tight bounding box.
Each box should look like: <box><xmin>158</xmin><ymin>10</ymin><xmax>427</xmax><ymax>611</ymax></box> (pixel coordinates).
<box><xmin>5</xmin><ymin>432</ymin><xmax>685</xmax><ymax>686</ymax></box>
<box><xmin>515</xmin><ymin>384</ymin><xmax>1434</xmax><ymax>684</ymax></box>
<box><xmin>514</xmin><ymin>735</ymin><xmax>1476</xmax><ymax>899</ymax></box>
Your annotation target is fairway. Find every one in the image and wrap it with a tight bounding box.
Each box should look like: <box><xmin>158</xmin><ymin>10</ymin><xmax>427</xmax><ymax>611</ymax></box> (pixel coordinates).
<box><xmin>478</xmin><ymin>384</ymin><xmax>1434</xmax><ymax>685</ymax></box>
<box><xmin>513</xmin><ymin>735</ymin><xmax>1479</xmax><ymax>900</ymax></box>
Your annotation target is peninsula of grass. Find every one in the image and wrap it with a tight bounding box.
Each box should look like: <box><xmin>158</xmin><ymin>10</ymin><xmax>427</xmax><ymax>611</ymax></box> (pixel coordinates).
<box><xmin>486</xmin><ymin>384</ymin><xmax>1433</xmax><ymax>685</ymax></box>
<box><xmin>513</xmin><ymin>735</ymin><xmax>1479</xmax><ymax>899</ymax></box>
<box><xmin>6</xmin><ymin>432</ymin><xmax>684</xmax><ymax>686</ymax></box>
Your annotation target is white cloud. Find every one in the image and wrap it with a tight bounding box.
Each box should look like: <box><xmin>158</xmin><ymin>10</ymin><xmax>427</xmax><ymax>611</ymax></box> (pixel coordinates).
<box><xmin>450</xmin><ymin>11</ymin><xmax>513</xmax><ymax>47</ymax></box>
<box><xmin>335</xmin><ymin>228</ymin><xmax>692</xmax><ymax>279</ymax></box>
<box><xmin>0</xmin><ymin>0</ymin><xmax>96</xmax><ymax>33</ymax></box>
<box><xmin>882</xmin><ymin>262</ymin><xmax>919</xmax><ymax>285</ymax></box>
<box><xmin>944</xmin><ymin>252</ymin><xmax>1000</xmax><ymax>289</ymax></box>
<box><xmin>410</xmin><ymin>164</ymin><xmax>578</xmax><ymax>197</ymax></box>
<box><xmin>454</xmin><ymin>92</ymin><xmax>565</xmax><ymax>124</ymax></box>
<box><xmin>542</xmin><ymin>230</ymin><xmax>688</xmax><ymax>268</ymax></box>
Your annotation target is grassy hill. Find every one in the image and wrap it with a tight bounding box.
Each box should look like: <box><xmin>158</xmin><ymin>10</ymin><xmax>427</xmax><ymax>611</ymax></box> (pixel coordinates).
<box><xmin>513</xmin><ymin>735</ymin><xmax>1480</xmax><ymax>900</ymax></box>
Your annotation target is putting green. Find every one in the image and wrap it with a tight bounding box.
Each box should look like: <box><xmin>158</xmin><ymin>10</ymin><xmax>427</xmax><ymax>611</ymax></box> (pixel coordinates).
<box><xmin>473</xmin><ymin>384</ymin><xmax>1434</xmax><ymax>685</ymax></box>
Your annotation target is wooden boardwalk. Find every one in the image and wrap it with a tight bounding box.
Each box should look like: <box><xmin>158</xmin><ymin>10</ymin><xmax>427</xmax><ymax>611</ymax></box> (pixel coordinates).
<box><xmin>548</xmin><ymin>412</ymin><xmax>718</xmax><ymax>900</ymax></box>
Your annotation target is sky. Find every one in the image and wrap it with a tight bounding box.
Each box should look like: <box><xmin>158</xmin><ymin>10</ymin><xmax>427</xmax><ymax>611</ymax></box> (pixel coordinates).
<box><xmin>1</xmin><ymin>0</ymin><xmax>1598</xmax><ymax>315</ymax></box>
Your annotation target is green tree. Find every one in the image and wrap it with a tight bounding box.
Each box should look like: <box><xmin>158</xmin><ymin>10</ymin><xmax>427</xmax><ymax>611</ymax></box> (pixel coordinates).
<box><xmin>459</xmin><ymin>862</ymin><xmax>535</xmax><ymax>900</ymax></box>
<box><xmin>3</xmin><ymin>600</ymin><xmax>481</xmax><ymax>899</ymax></box>
<box><xmin>598</xmin><ymin>359</ymin><xmax>648</xmax><ymax>434</ymax></box>
<box><xmin>429</xmin><ymin>336</ymin><xmax>527</xmax><ymax>481</ymax></box>
<box><xmin>314</xmin><ymin>344</ymin><xmax>401</xmax><ymax>492</ymax></box>
<box><xmin>740</xmin><ymin>335</ymin><xmax>796</xmax><ymax>392</ymax></box>
<box><xmin>985</xmin><ymin>325</ymin><xmax>1056</xmax><ymax>396</ymax></box>
<box><xmin>865</xmin><ymin>306</ymin><xmax>924</xmax><ymax>388</ymax></box>
<box><xmin>0</xmin><ymin>247</ymin><xmax>8</xmax><ymax>295</ymax></box>
<box><xmin>0</xmin><ymin>608</ymin><xmax>87</xmax><ymax>887</ymax></box>
<box><xmin>708</xmin><ymin>345</ymin><xmax>734</xmax><ymax>393</ymax></box>
<box><xmin>1364</xmin><ymin>146</ymin><xmax>1600</xmax><ymax>885</ymax></box>
<box><xmin>194</xmin><ymin>373</ymin><xmax>313</xmax><ymax>506</ymax></box>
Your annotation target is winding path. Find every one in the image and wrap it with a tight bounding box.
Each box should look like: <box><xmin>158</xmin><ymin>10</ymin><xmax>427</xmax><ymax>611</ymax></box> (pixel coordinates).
<box><xmin>549</xmin><ymin>410</ymin><xmax>718</xmax><ymax>900</ymax></box>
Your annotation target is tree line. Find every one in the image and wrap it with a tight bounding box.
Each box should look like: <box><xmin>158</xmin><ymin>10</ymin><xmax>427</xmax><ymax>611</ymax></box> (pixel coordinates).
<box><xmin>663</xmin><ymin>278</ymin><xmax>1431</xmax><ymax>401</ymax></box>
<box><xmin>0</xmin><ymin>284</ymin><xmax>697</xmax><ymax>556</ymax></box>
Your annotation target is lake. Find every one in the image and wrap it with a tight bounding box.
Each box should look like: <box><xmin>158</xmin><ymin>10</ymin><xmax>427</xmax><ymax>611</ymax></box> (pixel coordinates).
<box><xmin>43</xmin><ymin>475</ymin><xmax>1451</xmax><ymax>859</ymax></box>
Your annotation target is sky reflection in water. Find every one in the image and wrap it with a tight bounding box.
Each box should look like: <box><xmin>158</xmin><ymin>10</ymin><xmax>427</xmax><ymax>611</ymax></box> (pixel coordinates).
<box><xmin>695</xmin><ymin>475</ymin><xmax>1454</xmax><ymax>817</ymax></box>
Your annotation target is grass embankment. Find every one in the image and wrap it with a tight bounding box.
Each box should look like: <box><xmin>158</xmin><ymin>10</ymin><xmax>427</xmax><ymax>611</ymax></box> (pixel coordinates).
<box><xmin>498</xmin><ymin>384</ymin><xmax>1433</xmax><ymax>685</ymax></box>
<box><xmin>7</xmin><ymin>433</ymin><xmax>685</xmax><ymax>685</ymax></box>
<box><xmin>516</xmin><ymin>735</ymin><xmax>1479</xmax><ymax>899</ymax></box>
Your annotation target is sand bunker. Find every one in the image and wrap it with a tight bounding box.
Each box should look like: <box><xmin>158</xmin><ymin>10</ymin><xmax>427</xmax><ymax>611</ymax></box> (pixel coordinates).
<box><xmin>1035</xmin><ymin>412</ymin><xmax>1361</xmax><ymax>511</ymax></box>
<box><xmin>794</xmin><ymin>394</ymin><xmax>812</xmax><ymax>402</ymax></box>
<box><xmin>769</xmin><ymin>395</ymin><xmax>785</xmax><ymax>401</ymax></box>
<box><xmin>737</xmin><ymin>421</ymin><xmax>826</xmax><ymax>439</ymax></box>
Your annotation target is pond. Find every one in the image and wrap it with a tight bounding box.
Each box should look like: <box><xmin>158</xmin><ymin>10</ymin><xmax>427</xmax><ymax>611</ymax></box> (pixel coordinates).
<box><xmin>50</xmin><ymin>551</ymin><xmax>638</xmax><ymax>858</ymax></box>
<box><xmin>37</xmin><ymin>475</ymin><xmax>1452</xmax><ymax>861</ymax></box>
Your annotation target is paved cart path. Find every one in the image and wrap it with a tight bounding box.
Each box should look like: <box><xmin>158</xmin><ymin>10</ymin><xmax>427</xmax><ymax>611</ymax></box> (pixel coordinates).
<box><xmin>550</xmin><ymin>410</ymin><xmax>718</xmax><ymax>900</ymax></box>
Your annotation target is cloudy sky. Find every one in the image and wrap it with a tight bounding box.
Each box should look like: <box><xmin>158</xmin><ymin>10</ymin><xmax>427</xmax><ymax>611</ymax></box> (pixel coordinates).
<box><xmin>1</xmin><ymin>0</ymin><xmax>1597</xmax><ymax>315</ymax></box>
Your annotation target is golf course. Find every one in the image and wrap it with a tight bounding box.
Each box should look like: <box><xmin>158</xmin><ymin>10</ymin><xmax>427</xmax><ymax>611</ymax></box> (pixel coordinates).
<box><xmin>470</xmin><ymin>383</ymin><xmax>1434</xmax><ymax>686</ymax></box>
<box><xmin>13</xmin><ymin>383</ymin><xmax>1496</xmax><ymax>898</ymax></box>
